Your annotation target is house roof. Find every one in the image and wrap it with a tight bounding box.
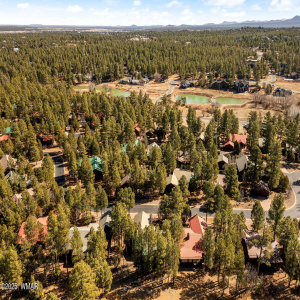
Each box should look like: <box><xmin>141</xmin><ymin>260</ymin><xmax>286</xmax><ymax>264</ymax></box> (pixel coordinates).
<box><xmin>134</xmin><ymin>211</ymin><xmax>151</xmax><ymax>229</ymax></box>
<box><xmin>146</xmin><ymin>142</ymin><xmax>160</xmax><ymax>156</ymax></box>
<box><xmin>224</xmin><ymin>141</ymin><xmax>234</xmax><ymax>148</ymax></box>
<box><xmin>236</xmin><ymin>155</ymin><xmax>249</xmax><ymax>172</ymax></box>
<box><xmin>122</xmin><ymin>139</ymin><xmax>139</xmax><ymax>153</ymax></box>
<box><xmin>120</xmin><ymin>174</ymin><xmax>131</xmax><ymax>186</ymax></box>
<box><xmin>180</xmin><ymin>214</ymin><xmax>207</xmax><ymax>260</ymax></box>
<box><xmin>189</xmin><ymin>215</ymin><xmax>207</xmax><ymax>235</ymax></box>
<box><xmin>99</xmin><ymin>211</ymin><xmax>112</xmax><ymax>228</ymax></box>
<box><xmin>258</xmin><ymin>138</ymin><xmax>265</xmax><ymax>148</ymax></box>
<box><xmin>244</xmin><ymin>229</ymin><xmax>283</xmax><ymax>264</ymax></box>
<box><xmin>13</xmin><ymin>188</ymin><xmax>34</xmax><ymax>202</ymax></box>
<box><xmin>17</xmin><ymin>216</ymin><xmax>48</xmax><ymax>244</ymax></box>
<box><xmin>217</xmin><ymin>154</ymin><xmax>229</xmax><ymax>164</ymax></box>
<box><xmin>256</xmin><ymin>181</ymin><xmax>270</xmax><ymax>193</ymax></box>
<box><xmin>69</xmin><ymin>222</ymin><xmax>99</xmax><ymax>253</ymax></box>
<box><xmin>5</xmin><ymin>127</ymin><xmax>12</xmax><ymax>134</ymax></box>
<box><xmin>173</xmin><ymin>169</ymin><xmax>193</xmax><ymax>183</ymax></box>
<box><xmin>229</xmin><ymin>134</ymin><xmax>247</xmax><ymax>145</ymax></box>
<box><xmin>167</xmin><ymin>173</ymin><xmax>179</xmax><ymax>186</ymax></box>
<box><xmin>78</xmin><ymin>156</ymin><xmax>103</xmax><ymax>172</ymax></box>
<box><xmin>0</xmin><ymin>134</ymin><xmax>9</xmax><ymax>141</ymax></box>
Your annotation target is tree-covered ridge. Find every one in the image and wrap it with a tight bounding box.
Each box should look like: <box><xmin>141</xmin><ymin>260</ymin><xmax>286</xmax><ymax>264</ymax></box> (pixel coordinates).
<box><xmin>0</xmin><ymin>28</ymin><xmax>299</xmax><ymax>85</ymax></box>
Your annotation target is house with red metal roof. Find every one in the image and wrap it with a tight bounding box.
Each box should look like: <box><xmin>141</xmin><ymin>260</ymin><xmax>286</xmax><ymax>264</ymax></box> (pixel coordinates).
<box><xmin>17</xmin><ymin>216</ymin><xmax>48</xmax><ymax>244</ymax></box>
<box><xmin>0</xmin><ymin>134</ymin><xmax>9</xmax><ymax>142</ymax></box>
<box><xmin>180</xmin><ymin>215</ymin><xmax>207</xmax><ymax>264</ymax></box>
<box><xmin>229</xmin><ymin>134</ymin><xmax>247</xmax><ymax>148</ymax></box>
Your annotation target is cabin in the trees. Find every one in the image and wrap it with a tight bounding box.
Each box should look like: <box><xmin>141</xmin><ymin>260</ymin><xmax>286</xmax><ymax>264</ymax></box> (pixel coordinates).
<box><xmin>180</xmin><ymin>215</ymin><xmax>207</xmax><ymax>264</ymax></box>
<box><xmin>13</xmin><ymin>188</ymin><xmax>34</xmax><ymax>204</ymax></box>
<box><xmin>212</xmin><ymin>80</ymin><xmax>230</xmax><ymax>90</ymax></box>
<box><xmin>146</xmin><ymin>142</ymin><xmax>160</xmax><ymax>156</ymax></box>
<box><xmin>134</xmin><ymin>211</ymin><xmax>151</xmax><ymax>229</ymax></box>
<box><xmin>134</xmin><ymin>123</ymin><xmax>141</xmax><ymax>137</ymax></box>
<box><xmin>258</xmin><ymin>137</ymin><xmax>265</xmax><ymax>149</ymax></box>
<box><xmin>229</xmin><ymin>134</ymin><xmax>247</xmax><ymax>149</ymax></box>
<box><xmin>17</xmin><ymin>216</ymin><xmax>48</xmax><ymax>245</ymax></box>
<box><xmin>38</xmin><ymin>132</ymin><xmax>54</xmax><ymax>146</ymax></box>
<box><xmin>217</xmin><ymin>154</ymin><xmax>229</xmax><ymax>170</ymax></box>
<box><xmin>242</xmin><ymin>229</ymin><xmax>283</xmax><ymax>268</ymax></box>
<box><xmin>179</xmin><ymin>81</ymin><xmax>194</xmax><ymax>89</ymax></box>
<box><xmin>0</xmin><ymin>154</ymin><xmax>15</xmax><ymax>175</ymax></box>
<box><xmin>165</xmin><ymin>169</ymin><xmax>194</xmax><ymax>192</ymax></box>
<box><xmin>247</xmin><ymin>58</ymin><xmax>258</xmax><ymax>67</ymax></box>
<box><xmin>255</xmin><ymin>181</ymin><xmax>270</xmax><ymax>198</ymax></box>
<box><xmin>236</xmin><ymin>155</ymin><xmax>249</xmax><ymax>178</ymax></box>
<box><xmin>233</xmin><ymin>81</ymin><xmax>249</xmax><ymax>93</ymax></box>
<box><xmin>176</xmin><ymin>151</ymin><xmax>191</xmax><ymax>167</ymax></box>
<box><xmin>78</xmin><ymin>156</ymin><xmax>103</xmax><ymax>179</ymax></box>
<box><xmin>224</xmin><ymin>141</ymin><xmax>234</xmax><ymax>151</ymax></box>
<box><xmin>273</xmin><ymin>87</ymin><xmax>292</xmax><ymax>97</ymax></box>
<box><xmin>0</xmin><ymin>134</ymin><xmax>9</xmax><ymax>142</ymax></box>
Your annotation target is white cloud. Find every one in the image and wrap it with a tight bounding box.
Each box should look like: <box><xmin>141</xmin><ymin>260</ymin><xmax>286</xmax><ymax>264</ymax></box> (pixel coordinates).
<box><xmin>17</xmin><ymin>3</ymin><xmax>29</xmax><ymax>8</ymax></box>
<box><xmin>66</xmin><ymin>5</ymin><xmax>82</xmax><ymax>13</ymax></box>
<box><xmin>211</xmin><ymin>7</ymin><xmax>246</xmax><ymax>18</ymax></box>
<box><xmin>251</xmin><ymin>4</ymin><xmax>262</xmax><ymax>11</ymax></box>
<box><xmin>204</xmin><ymin>0</ymin><xmax>245</xmax><ymax>8</ymax></box>
<box><xmin>165</xmin><ymin>0</ymin><xmax>182</xmax><ymax>7</ymax></box>
<box><xmin>269</xmin><ymin>0</ymin><xmax>295</xmax><ymax>11</ymax></box>
<box><xmin>182</xmin><ymin>8</ymin><xmax>192</xmax><ymax>15</ymax></box>
<box><xmin>133</xmin><ymin>0</ymin><xmax>141</xmax><ymax>6</ymax></box>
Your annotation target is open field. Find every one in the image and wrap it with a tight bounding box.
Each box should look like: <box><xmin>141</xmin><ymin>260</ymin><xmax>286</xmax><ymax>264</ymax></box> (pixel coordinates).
<box><xmin>275</xmin><ymin>78</ymin><xmax>300</xmax><ymax>92</ymax></box>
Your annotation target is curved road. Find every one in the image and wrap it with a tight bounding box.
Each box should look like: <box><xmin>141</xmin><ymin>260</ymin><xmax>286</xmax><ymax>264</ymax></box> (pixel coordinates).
<box><xmin>129</xmin><ymin>170</ymin><xmax>300</xmax><ymax>220</ymax></box>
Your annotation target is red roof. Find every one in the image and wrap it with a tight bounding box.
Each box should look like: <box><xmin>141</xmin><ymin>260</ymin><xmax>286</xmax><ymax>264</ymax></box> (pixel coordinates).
<box><xmin>180</xmin><ymin>215</ymin><xmax>207</xmax><ymax>260</ymax></box>
<box><xmin>0</xmin><ymin>135</ymin><xmax>9</xmax><ymax>141</ymax></box>
<box><xmin>224</xmin><ymin>141</ymin><xmax>234</xmax><ymax>148</ymax></box>
<box><xmin>17</xmin><ymin>216</ymin><xmax>48</xmax><ymax>244</ymax></box>
<box><xmin>134</xmin><ymin>123</ymin><xmax>141</xmax><ymax>132</ymax></box>
<box><xmin>189</xmin><ymin>215</ymin><xmax>207</xmax><ymax>235</ymax></box>
<box><xmin>229</xmin><ymin>134</ymin><xmax>247</xmax><ymax>145</ymax></box>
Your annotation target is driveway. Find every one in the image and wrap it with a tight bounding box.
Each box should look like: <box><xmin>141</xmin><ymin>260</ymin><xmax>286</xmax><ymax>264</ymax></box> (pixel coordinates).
<box><xmin>44</xmin><ymin>151</ymin><xmax>67</xmax><ymax>190</ymax></box>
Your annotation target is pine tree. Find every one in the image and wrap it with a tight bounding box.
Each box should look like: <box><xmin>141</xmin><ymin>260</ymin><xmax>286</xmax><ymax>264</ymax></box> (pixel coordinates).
<box><xmin>71</xmin><ymin>226</ymin><xmax>84</xmax><ymax>264</ymax></box>
<box><xmin>266</xmin><ymin>141</ymin><xmax>282</xmax><ymax>190</ymax></box>
<box><xmin>224</xmin><ymin>164</ymin><xmax>240</xmax><ymax>199</ymax></box>
<box><xmin>202</xmin><ymin>227</ymin><xmax>215</xmax><ymax>270</ymax></box>
<box><xmin>69</xmin><ymin>261</ymin><xmax>100</xmax><ymax>300</ymax></box>
<box><xmin>285</xmin><ymin>237</ymin><xmax>300</xmax><ymax>287</ymax></box>
<box><xmin>246</xmin><ymin>145</ymin><xmax>263</xmax><ymax>188</ymax></box>
<box><xmin>80</xmin><ymin>155</ymin><xmax>95</xmax><ymax>186</ymax></box>
<box><xmin>268</xmin><ymin>193</ymin><xmax>285</xmax><ymax>239</ymax></box>
<box><xmin>117</xmin><ymin>187</ymin><xmax>135</xmax><ymax>210</ymax></box>
<box><xmin>2</xmin><ymin>246</ymin><xmax>23</xmax><ymax>286</ymax></box>
<box><xmin>96</xmin><ymin>186</ymin><xmax>108</xmax><ymax>215</ymax></box>
<box><xmin>235</xmin><ymin>248</ymin><xmax>246</xmax><ymax>289</ymax></box>
<box><xmin>46</xmin><ymin>293</ymin><xmax>59</xmax><ymax>300</ymax></box>
<box><xmin>251</xmin><ymin>200</ymin><xmax>265</xmax><ymax>231</ymax></box>
<box><xmin>68</xmin><ymin>150</ymin><xmax>78</xmax><ymax>181</ymax></box>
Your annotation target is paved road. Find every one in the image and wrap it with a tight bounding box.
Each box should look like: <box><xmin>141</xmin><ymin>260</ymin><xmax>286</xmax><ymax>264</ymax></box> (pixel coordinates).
<box><xmin>126</xmin><ymin>171</ymin><xmax>300</xmax><ymax>220</ymax></box>
<box><xmin>44</xmin><ymin>151</ymin><xmax>67</xmax><ymax>190</ymax></box>
<box><xmin>155</xmin><ymin>83</ymin><xmax>175</xmax><ymax>104</ymax></box>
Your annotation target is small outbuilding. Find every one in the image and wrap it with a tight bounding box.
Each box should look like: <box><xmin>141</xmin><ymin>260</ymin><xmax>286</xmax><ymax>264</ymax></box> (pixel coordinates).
<box><xmin>255</xmin><ymin>181</ymin><xmax>270</xmax><ymax>197</ymax></box>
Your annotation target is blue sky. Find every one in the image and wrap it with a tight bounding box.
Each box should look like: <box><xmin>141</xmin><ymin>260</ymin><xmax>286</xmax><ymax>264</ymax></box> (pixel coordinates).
<box><xmin>0</xmin><ymin>0</ymin><xmax>299</xmax><ymax>26</ymax></box>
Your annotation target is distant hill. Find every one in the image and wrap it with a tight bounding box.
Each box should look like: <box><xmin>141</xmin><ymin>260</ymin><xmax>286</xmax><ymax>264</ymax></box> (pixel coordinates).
<box><xmin>1</xmin><ymin>16</ymin><xmax>300</xmax><ymax>32</ymax></box>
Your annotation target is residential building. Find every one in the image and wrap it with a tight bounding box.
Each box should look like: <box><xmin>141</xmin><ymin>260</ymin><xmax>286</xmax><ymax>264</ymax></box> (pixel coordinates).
<box><xmin>180</xmin><ymin>215</ymin><xmax>207</xmax><ymax>264</ymax></box>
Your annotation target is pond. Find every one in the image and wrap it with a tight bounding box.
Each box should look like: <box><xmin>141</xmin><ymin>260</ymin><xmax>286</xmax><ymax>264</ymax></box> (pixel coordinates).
<box><xmin>176</xmin><ymin>94</ymin><xmax>246</xmax><ymax>105</ymax></box>
<box><xmin>74</xmin><ymin>86</ymin><xmax>131</xmax><ymax>98</ymax></box>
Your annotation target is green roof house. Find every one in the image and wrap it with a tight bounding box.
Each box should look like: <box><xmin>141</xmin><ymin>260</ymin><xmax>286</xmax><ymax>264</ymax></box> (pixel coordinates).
<box><xmin>122</xmin><ymin>139</ymin><xmax>139</xmax><ymax>153</ymax></box>
<box><xmin>78</xmin><ymin>156</ymin><xmax>103</xmax><ymax>173</ymax></box>
<box><xmin>6</xmin><ymin>127</ymin><xmax>12</xmax><ymax>134</ymax></box>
